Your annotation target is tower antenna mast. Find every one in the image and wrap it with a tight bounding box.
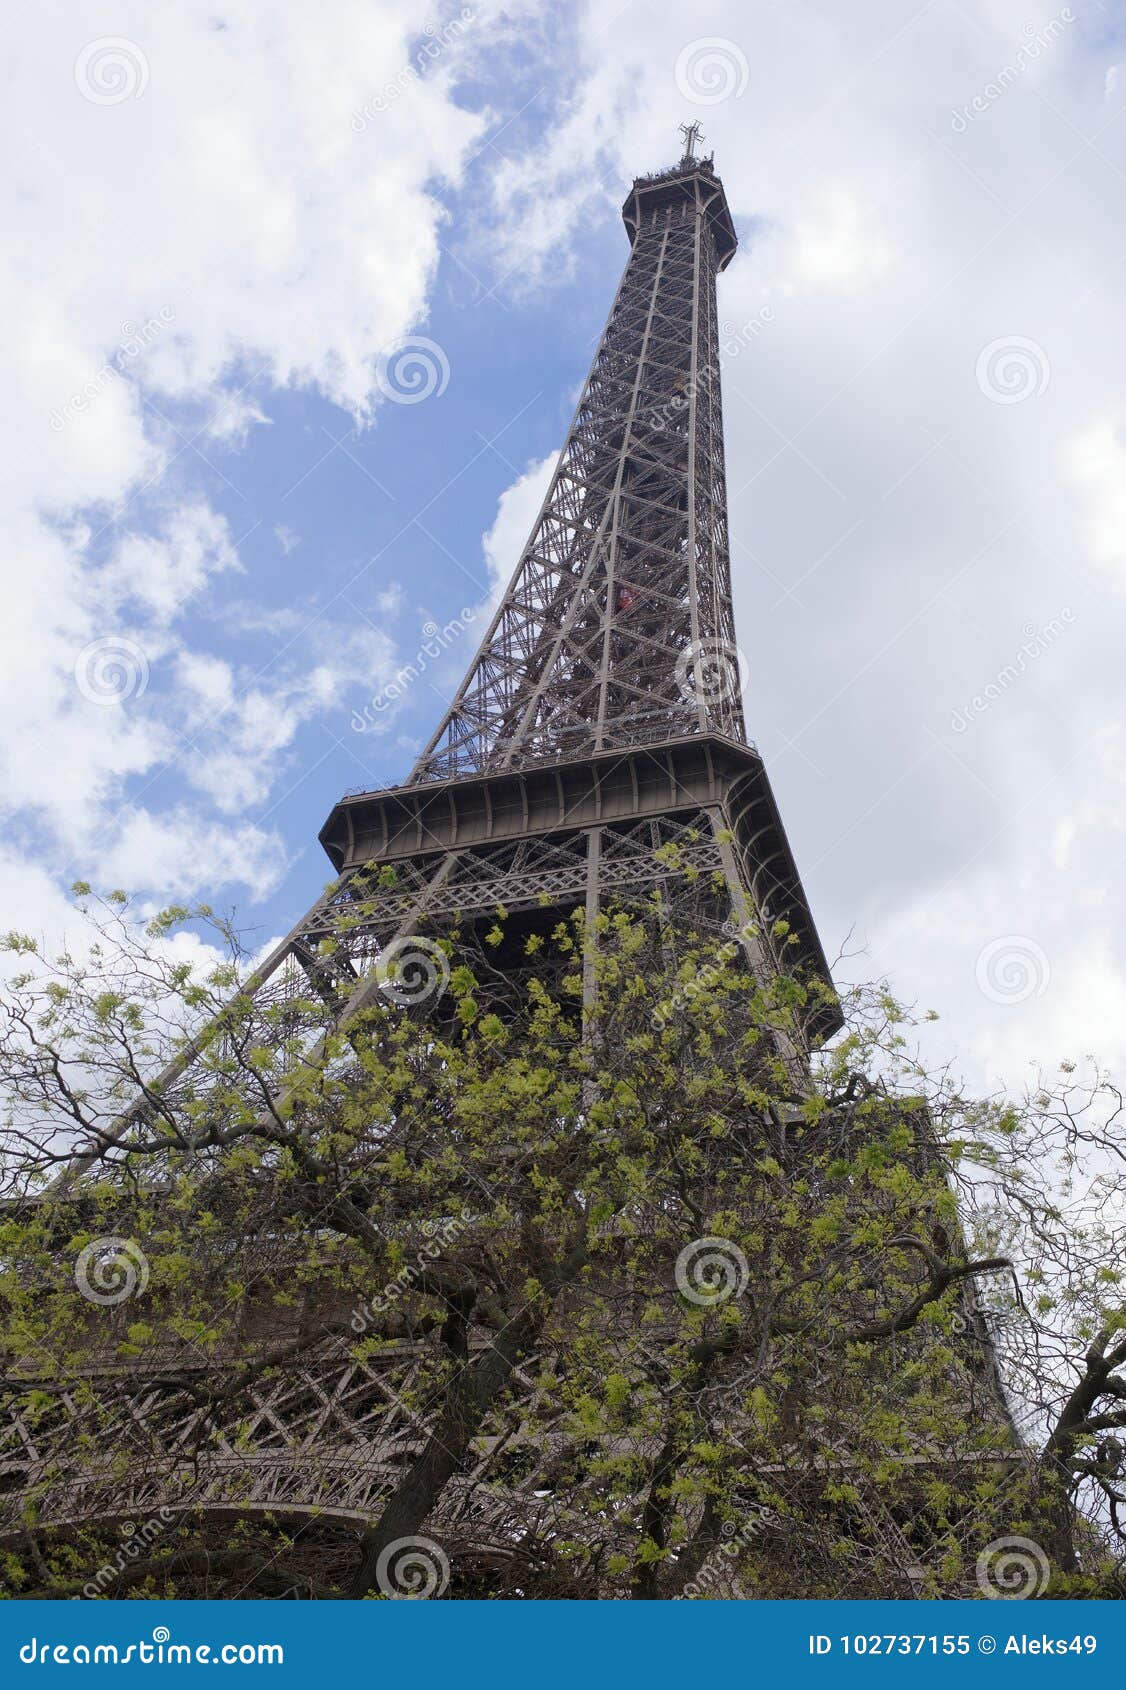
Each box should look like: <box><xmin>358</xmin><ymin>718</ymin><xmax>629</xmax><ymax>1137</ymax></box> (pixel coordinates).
<box><xmin>678</xmin><ymin>119</ymin><xmax>704</xmax><ymax>162</ymax></box>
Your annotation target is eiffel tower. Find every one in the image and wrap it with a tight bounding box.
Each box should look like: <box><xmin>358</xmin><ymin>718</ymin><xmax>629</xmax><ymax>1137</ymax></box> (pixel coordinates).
<box><xmin>268</xmin><ymin>126</ymin><xmax>838</xmax><ymax>1068</ymax></box>
<box><xmin>90</xmin><ymin>128</ymin><xmax>838</xmax><ymax>1112</ymax></box>
<box><xmin>2</xmin><ymin>134</ymin><xmax>909</xmax><ymax>1600</ymax></box>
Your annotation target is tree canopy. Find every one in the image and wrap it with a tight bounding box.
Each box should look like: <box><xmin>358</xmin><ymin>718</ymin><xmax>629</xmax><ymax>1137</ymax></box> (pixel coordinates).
<box><xmin>0</xmin><ymin>883</ymin><xmax>1123</xmax><ymax>1600</ymax></box>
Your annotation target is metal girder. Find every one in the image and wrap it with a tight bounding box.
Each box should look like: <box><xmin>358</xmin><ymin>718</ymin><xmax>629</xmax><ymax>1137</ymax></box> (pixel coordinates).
<box><xmin>409</xmin><ymin>157</ymin><xmax>743</xmax><ymax>784</ymax></box>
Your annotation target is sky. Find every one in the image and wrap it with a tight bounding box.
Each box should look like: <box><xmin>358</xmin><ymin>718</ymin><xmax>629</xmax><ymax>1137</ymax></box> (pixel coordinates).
<box><xmin>3</xmin><ymin>0</ymin><xmax>1126</xmax><ymax>1098</ymax></box>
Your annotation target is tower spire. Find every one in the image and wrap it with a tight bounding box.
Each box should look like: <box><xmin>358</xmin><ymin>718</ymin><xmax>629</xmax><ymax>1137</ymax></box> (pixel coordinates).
<box><xmin>678</xmin><ymin>119</ymin><xmax>704</xmax><ymax>163</ymax></box>
<box><xmin>408</xmin><ymin>149</ymin><xmax>741</xmax><ymax>784</ymax></box>
<box><xmin>320</xmin><ymin>145</ymin><xmax>839</xmax><ymax>1038</ymax></box>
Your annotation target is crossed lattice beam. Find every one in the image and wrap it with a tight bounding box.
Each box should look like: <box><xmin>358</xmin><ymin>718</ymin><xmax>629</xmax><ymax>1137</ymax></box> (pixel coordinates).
<box><xmin>411</xmin><ymin>163</ymin><xmax>743</xmax><ymax>783</ymax></box>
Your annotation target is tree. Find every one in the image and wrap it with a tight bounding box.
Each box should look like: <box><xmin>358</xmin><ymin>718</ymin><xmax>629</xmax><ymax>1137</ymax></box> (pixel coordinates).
<box><xmin>0</xmin><ymin>882</ymin><xmax>1122</xmax><ymax>1600</ymax></box>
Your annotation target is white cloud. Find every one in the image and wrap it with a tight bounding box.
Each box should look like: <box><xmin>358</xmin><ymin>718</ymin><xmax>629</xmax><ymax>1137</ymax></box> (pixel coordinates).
<box><xmin>0</xmin><ymin>0</ymin><xmax>493</xmax><ymax>915</ymax></box>
<box><xmin>97</xmin><ymin>807</ymin><xmax>289</xmax><ymax>903</ymax></box>
<box><xmin>205</xmin><ymin>393</ymin><xmax>272</xmax><ymax>446</ymax></box>
<box><xmin>0</xmin><ymin>512</ymin><xmax>172</xmax><ymax>845</ymax></box>
<box><xmin>180</xmin><ymin>617</ymin><xmax>400</xmax><ymax>814</ymax></box>
<box><xmin>1050</xmin><ymin>723</ymin><xmax>1126</xmax><ymax>875</ymax></box>
<box><xmin>1065</xmin><ymin>417</ymin><xmax>1126</xmax><ymax>593</ymax></box>
<box><xmin>482</xmin><ymin>453</ymin><xmax>556</xmax><ymax>594</ymax></box>
<box><xmin>101</xmin><ymin>503</ymin><xmax>241</xmax><ymax>622</ymax></box>
<box><xmin>781</xmin><ymin>183</ymin><xmax>902</xmax><ymax>296</ymax></box>
<box><xmin>867</xmin><ymin>865</ymin><xmax>1126</xmax><ymax>1093</ymax></box>
<box><xmin>0</xmin><ymin>851</ymin><xmax>97</xmax><ymax>956</ymax></box>
<box><xmin>177</xmin><ymin>651</ymin><xmax>235</xmax><ymax>725</ymax></box>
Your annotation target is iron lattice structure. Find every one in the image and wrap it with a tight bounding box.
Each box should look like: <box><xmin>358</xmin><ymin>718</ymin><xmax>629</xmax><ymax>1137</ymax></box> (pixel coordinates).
<box><xmin>1</xmin><ymin>147</ymin><xmax>906</xmax><ymax>1598</ymax></box>
<box><xmin>310</xmin><ymin>150</ymin><xmax>838</xmax><ymax>1049</ymax></box>
<box><xmin>60</xmin><ymin>146</ymin><xmax>839</xmax><ymax>1109</ymax></box>
<box><xmin>411</xmin><ymin>154</ymin><xmax>742</xmax><ymax>778</ymax></box>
